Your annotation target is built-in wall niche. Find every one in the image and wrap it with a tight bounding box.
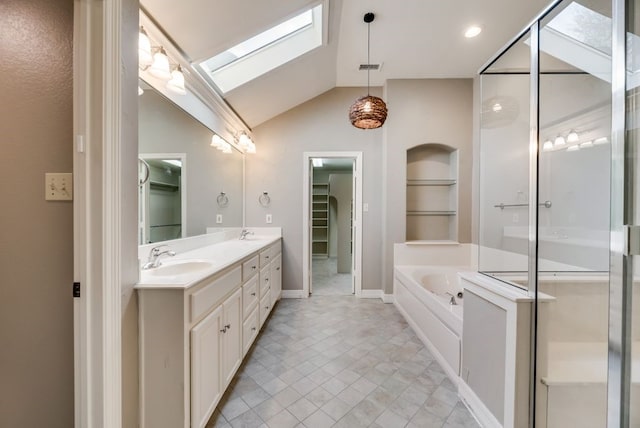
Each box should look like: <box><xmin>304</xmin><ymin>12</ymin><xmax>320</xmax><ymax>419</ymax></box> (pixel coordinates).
<box><xmin>406</xmin><ymin>144</ymin><xmax>458</xmax><ymax>242</ymax></box>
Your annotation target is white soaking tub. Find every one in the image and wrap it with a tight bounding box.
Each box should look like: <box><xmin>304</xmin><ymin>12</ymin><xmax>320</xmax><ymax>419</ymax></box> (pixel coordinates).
<box><xmin>394</xmin><ymin>265</ymin><xmax>473</xmax><ymax>381</ymax></box>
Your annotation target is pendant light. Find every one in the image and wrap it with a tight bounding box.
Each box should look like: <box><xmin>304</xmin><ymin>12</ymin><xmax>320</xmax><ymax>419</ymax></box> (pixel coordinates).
<box><xmin>149</xmin><ymin>47</ymin><xmax>171</xmax><ymax>80</ymax></box>
<box><xmin>349</xmin><ymin>12</ymin><xmax>388</xmax><ymax>129</ymax></box>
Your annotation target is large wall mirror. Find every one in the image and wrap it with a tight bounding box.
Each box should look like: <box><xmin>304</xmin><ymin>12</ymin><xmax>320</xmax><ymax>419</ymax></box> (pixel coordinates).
<box><xmin>138</xmin><ymin>80</ymin><xmax>244</xmax><ymax>244</ymax></box>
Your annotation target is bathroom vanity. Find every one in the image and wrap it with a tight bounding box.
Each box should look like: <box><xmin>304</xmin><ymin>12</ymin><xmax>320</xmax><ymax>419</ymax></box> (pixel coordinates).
<box><xmin>136</xmin><ymin>233</ymin><xmax>282</xmax><ymax>428</ymax></box>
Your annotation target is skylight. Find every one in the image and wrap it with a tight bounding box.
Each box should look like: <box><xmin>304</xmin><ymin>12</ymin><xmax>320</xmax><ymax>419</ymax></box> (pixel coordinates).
<box><xmin>197</xmin><ymin>4</ymin><xmax>324</xmax><ymax>94</ymax></box>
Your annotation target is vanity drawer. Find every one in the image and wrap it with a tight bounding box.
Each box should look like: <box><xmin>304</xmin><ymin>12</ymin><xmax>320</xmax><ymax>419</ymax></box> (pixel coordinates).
<box><xmin>259</xmin><ymin>265</ymin><xmax>270</xmax><ymax>298</ymax></box>
<box><xmin>243</xmin><ymin>307</ymin><xmax>259</xmax><ymax>355</ymax></box>
<box><xmin>190</xmin><ymin>266</ymin><xmax>241</xmax><ymax>323</ymax></box>
<box><xmin>270</xmin><ymin>241</ymin><xmax>282</xmax><ymax>257</ymax></box>
<box><xmin>242</xmin><ymin>276</ymin><xmax>259</xmax><ymax>319</ymax></box>
<box><xmin>242</xmin><ymin>255</ymin><xmax>259</xmax><ymax>282</ymax></box>
<box><xmin>259</xmin><ymin>249</ymin><xmax>272</xmax><ymax>267</ymax></box>
<box><xmin>259</xmin><ymin>291</ymin><xmax>271</xmax><ymax>327</ymax></box>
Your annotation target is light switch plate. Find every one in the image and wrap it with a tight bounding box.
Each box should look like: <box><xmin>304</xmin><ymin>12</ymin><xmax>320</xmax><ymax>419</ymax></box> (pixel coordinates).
<box><xmin>266</xmin><ymin>214</ymin><xmax>272</xmax><ymax>224</ymax></box>
<box><xmin>45</xmin><ymin>173</ymin><xmax>73</xmax><ymax>201</ymax></box>
<box><xmin>216</xmin><ymin>214</ymin><xmax>223</xmax><ymax>224</ymax></box>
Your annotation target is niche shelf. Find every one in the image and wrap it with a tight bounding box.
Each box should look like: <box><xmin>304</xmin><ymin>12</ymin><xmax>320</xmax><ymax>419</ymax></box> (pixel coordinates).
<box><xmin>312</xmin><ymin>183</ymin><xmax>329</xmax><ymax>257</ymax></box>
<box><xmin>406</xmin><ymin>144</ymin><xmax>458</xmax><ymax>242</ymax></box>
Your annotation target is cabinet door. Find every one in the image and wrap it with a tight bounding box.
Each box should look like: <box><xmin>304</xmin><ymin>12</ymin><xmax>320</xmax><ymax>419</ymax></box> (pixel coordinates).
<box><xmin>191</xmin><ymin>306</ymin><xmax>223</xmax><ymax>428</ymax></box>
<box><xmin>222</xmin><ymin>288</ymin><xmax>243</xmax><ymax>388</ymax></box>
<box><xmin>270</xmin><ymin>254</ymin><xmax>282</xmax><ymax>306</ymax></box>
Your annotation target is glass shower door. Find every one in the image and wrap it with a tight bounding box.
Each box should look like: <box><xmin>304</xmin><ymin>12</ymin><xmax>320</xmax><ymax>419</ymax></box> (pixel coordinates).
<box><xmin>536</xmin><ymin>1</ymin><xmax>612</xmax><ymax>427</ymax></box>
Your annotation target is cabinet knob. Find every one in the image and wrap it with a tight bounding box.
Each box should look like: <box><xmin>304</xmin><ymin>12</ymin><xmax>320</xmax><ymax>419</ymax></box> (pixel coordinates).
<box><xmin>252</xmin><ymin>265</ymin><xmax>256</xmax><ymax>270</ymax></box>
<box><xmin>276</xmin><ymin>267</ymin><xmax>280</xmax><ymax>271</ymax></box>
<box><xmin>251</xmin><ymin>292</ymin><xmax>256</xmax><ymax>296</ymax></box>
<box><xmin>266</xmin><ymin>255</ymin><xmax>270</xmax><ymax>259</ymax></box>
<box><xmin>265</xmin><ymin>278</ymin><xmax>269</xmax><ymax>282</ymax></box>
<box><xmin>225</xmin><ymin>324</ymin><xmax>231</xmax><ymax>330</ymax></box>
<box><xmin>252</xmin><ymin>327</ymin><xmax>256</xmax><ymax>331</ymax></box>
<box><xmin>220</xmin><ymin>328</ymin><xmax>227</xmax><ymax>333</ymax></box>
<box><xmin>265</xmin><ymin>306</ymin><xmax>269</xmax><ymax>310</ymax></box>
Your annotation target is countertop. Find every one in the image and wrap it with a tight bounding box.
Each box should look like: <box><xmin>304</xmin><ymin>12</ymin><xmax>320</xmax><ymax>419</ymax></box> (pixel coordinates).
<box><xmin>135</xmin><ymin>235</ymin><xmax>280</xmax><ymax>290</ymax></box>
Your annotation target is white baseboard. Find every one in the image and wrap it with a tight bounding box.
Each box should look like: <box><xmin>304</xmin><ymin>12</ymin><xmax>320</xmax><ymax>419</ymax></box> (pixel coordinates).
<box><xmin>359</xmin><ymin>289</ymin><xmax>382</xmax><ymax>299</ymax></box>
<box><xmin>281</xmin><ymin>290</ymin><xmax>307</xmax><ymax>299</ymax></box>
<box><xmin>381</xmin><ymin>293</ymin><xmax>394</xmax><ymax>304</ymax></box>
<box><xmin>458</xmin><ymin>379</ymin><xmax>501</xmax><ymax>428</ymax></box>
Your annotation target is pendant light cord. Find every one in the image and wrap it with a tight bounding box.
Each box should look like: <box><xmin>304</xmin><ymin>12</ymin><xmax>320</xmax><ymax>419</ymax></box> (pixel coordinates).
<box><xmin>367</xmin><ymin>20</ymin><xmax>371</xmax><ymax>96</ymax></box>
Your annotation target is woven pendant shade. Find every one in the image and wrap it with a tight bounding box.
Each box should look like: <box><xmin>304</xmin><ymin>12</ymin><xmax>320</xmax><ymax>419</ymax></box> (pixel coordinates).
<box><xmin>349</xmin><ymin>95</ymin><xmax>388</xmax><ymax>129</ymax></box>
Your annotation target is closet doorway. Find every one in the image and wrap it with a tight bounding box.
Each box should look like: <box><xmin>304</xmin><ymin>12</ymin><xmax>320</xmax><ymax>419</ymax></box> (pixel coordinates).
<box><xmin>302</xmin><ymin>152</ymin><xmax>363</xmax><ymax>297</ymax></box>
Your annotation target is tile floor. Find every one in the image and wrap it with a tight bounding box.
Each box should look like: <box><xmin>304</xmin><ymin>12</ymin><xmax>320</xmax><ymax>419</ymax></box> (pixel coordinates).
<box><xmin>312</xmin><ymin>258</ymin><xmax>352</xmax><ymax>296</ymax></box>
<box><xmin>206</xmin><ymin>296</ymin><xmax>479</xmax><ymax>428</ymax></box>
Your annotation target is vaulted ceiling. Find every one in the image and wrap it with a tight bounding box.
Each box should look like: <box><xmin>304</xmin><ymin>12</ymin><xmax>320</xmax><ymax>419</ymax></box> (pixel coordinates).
<box><xmin>141</xmin><ymin>0</ymin><xmax>552</xmax><ymax>128</ymax></box>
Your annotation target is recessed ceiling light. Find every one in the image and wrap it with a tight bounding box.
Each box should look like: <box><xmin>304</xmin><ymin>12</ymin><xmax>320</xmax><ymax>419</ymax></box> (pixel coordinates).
<box><xmin>465</xmin><ymin>25</ymin><xmax>482</xmax><ymax>38</ymax></box>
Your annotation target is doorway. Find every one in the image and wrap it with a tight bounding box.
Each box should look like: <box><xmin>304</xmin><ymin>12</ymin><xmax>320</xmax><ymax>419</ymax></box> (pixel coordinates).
<box><xmin>302</xmin><ymin>152</ymin><xmax>363</xmax><ymax>297</ymax></box>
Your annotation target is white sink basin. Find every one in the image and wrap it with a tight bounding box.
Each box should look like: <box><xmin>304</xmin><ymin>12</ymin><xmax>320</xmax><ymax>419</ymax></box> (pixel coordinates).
<box><xmin>147</xmin><ymin>260</ymin><xmax>214</xmax><ymax>276</ymax></box>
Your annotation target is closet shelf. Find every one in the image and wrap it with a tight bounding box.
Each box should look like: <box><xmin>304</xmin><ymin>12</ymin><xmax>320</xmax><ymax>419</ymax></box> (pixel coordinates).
<box><xmin>407</xmin><ymin>210</ymin><xmax>457</xmax><ymax>216</ymax></box>
<box><xmin>407</xmin><ymin>179</ymin><xmax>457</xmax><ymax>186</ymax></box>
<box><xmin>150</xmin><ymin>180</ymin><xmax>179</xmax><ymax>191</ymax></box>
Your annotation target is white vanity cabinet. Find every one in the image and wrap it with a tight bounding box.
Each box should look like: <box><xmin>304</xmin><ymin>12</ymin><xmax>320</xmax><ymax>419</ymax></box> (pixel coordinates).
<box><xmin>137</xmin><ymin>237</ymin><xmax>282</xmax><ymax>428</ymax></box>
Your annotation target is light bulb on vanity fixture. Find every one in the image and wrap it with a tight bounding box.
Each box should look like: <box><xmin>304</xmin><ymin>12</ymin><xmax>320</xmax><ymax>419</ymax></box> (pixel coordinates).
<box><xmin>211</xmin><ymin>134</ymin><xmax>225</xmax><ymax>148</ymax></box>
<box><xmin>542</xmin><ymin>139</ymin><xmax>554</xmax><ymax>151</ymax></box>
<box><xmin>148</xmin><ymin>47</ymin><xmax>171</xmax><ymax>80</ymax></box>
<box><xmin>166</xmin><ymin>65</ymin><xmax>186</xmax><ymax>95</ymax></box>
<box><xmin>236</xmin><ymin>132</ymin><xmax>257</xmax><ymax>154</ymax></box>
<box><xmin>138</xmin><ymin>27</ymin><xmax>153</xmax><ymax>67</ymax></box>
<box><xmin>567</xmin><ymin>129</ymin><xmax>579</xmax><ymax>143</ymax></box>
<box><xmin>554</xmin><ymin>135</ymin><xmax>566</xmax><ymax>147</ymax></box>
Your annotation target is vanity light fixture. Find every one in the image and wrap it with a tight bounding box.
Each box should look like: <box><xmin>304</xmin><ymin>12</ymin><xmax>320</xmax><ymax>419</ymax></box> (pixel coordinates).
<box><xmin>349</xmin><ymin>12</ymin><xmax>388</xmax><ymax>129</ymax></box>
<box><xmin>139</xmin><ymin>27</ymin><xmax>153</xmax><ymax>67</ymax></box>
<box><xmin>567</xmin><ymin>129</ymin><xmax>579</xmax><ymax>143</ymax></box>
<box><xmin>148</xmin><ymin>47</ymin><xmax>172</xmax><ymax>80</ymax></box>
<box><xmin>138</xmin><ymin>27</ymin><xmax>187</xmax><ymax>96</ymax></box>
<box><xmin>542</xmin><ymin>139</ymin><xmax>554</xmax><ymax>151</ymax></box>
<box><xmin>554</xmin><ymin>135</ymin><xmax>566</xmax><ymax>147</ymax></box>
<box><xmin>594</xmin><ymin>137</ymin><xmax>609</xmax><ymax>145</ymax></box>
<box><xmin>567</xmin><ymin>144</ymin><xmax>580</xmax><ymax>152</ymax></box>
<box><xmin>464</xmin><ymin>25</ymin><xmax>482</xmax><ymax>38</ymax></box>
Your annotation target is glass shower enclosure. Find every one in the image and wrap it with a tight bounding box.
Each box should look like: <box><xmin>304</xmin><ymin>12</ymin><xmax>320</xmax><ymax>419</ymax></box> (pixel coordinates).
<box><xmin>479</xmin><ymin>0</ymin><xmax>638</xmax><ymax>426</ymax></box>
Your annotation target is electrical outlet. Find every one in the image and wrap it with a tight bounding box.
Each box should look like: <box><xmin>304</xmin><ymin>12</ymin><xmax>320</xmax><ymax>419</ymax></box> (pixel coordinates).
<box><xmin>363</xmin><ymin>203</ymin><xmax>369</xmax><ymax>212</ymax></box>
<box><xmin>512</xmin><ymin>213</ymin><xmax>519</xmax><ymax>223</ymax></box>
<box><xmin>216</xmin><ymin>214</ymin><xmax>223</xmax><ymax>224</ymax></box>
<box><xmin>266</xmin><ymin>214</ymin><xmax>272</xmax><ymax>224</ymax></box>
<box><xmin>45</xmin><ymin>173</ymin><xmax>73</xmax><ymax>201</ymax></box>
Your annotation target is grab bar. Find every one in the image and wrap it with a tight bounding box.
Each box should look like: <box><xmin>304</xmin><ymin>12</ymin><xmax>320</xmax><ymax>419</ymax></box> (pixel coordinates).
<box><xmin>494</xmin><ymin>200</ymin><xmax>552</xmax><ymax>210</ymax></box>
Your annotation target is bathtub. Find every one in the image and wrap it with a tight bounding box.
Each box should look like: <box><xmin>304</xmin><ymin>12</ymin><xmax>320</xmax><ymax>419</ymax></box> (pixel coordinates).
<box><xmin>394</xmin><ymin>265</ymin><xmax>473</xmax><ymax>381</ymax></box>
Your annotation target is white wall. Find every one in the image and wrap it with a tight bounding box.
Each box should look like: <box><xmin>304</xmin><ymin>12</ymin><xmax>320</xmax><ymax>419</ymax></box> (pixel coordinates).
<box><xmin>247</xmin><ymin>87</ymin><xmax>384</xmax><ymax>291</ymax></box>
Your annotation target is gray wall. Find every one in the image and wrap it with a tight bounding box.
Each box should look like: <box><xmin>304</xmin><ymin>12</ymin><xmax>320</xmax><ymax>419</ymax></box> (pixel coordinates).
<box><xmin>139</xmin><ymin>89</ymin><xmax>244</xmax><ymax>238</ymax></box>
<box><xmin>383</xmin><ymin>79</ymin><xmax>474</xmax><ymax>293</ymax></box>
<box><xmin>247</xmin><ymin>87</ymin><xmax>384</xmax><ymax>291</ymax></box>
<box><xmin>247</xmin><ymin>81</ymin><xmax>473</xmax><ymax>294</ymax></box>
<box><xmin>0</xmin><ymin>0</ymin><xmax>74</xmax><ymax>426</ymax></box>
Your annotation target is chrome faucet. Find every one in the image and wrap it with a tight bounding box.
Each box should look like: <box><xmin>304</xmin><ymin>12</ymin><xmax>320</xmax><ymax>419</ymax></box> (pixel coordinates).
<box><xmin>445</xmin><ymin>292</ymin><xmax>457</xmax><ymax>305</ymax></box>
<box><xmin>239</xmin><ymin>229</ymin><xmax>254</xmax><ymax>240</ymax></box>
<box><xmin>142</xmin><ymin>244</ymin><xmax>176</xmax><ymax>269</ymax></box>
